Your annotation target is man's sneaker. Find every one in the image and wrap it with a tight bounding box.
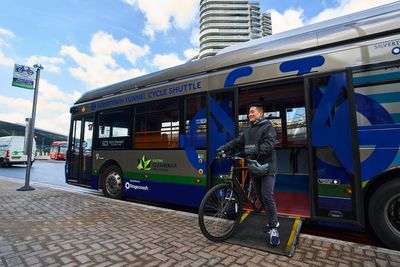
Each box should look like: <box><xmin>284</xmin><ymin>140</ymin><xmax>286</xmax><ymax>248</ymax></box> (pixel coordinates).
<box><xmin>269</xmin><ymin>228</ymin><xmax>280</xmax><ymax>246</ymax></box>
<box><xmin>263</xmin><ymin>222</ymin><xmax>280</xmax><ymax>234</ymax></box>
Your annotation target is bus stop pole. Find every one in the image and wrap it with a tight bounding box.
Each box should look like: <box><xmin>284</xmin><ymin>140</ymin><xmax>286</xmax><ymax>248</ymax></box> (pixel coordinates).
<box><xmin>18</xmin><ymin>64</ymin><xmax>43</xmax><ymax>191</ymax></box>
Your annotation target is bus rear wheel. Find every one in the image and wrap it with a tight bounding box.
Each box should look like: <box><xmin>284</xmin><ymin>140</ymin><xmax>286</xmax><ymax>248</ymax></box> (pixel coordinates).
<box><xmin>102</xmin><ymin>165</ymin><xmax>123</xmax><ymax>199</ymax></box>
<box><xmin>368</xmin><ymin>179</ymin><xmax>400</xmax><ymax>250</ymax></box>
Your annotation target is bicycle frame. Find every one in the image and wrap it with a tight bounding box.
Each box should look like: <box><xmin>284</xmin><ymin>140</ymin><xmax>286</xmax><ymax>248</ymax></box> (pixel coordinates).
<box><xmin>221</xmin><ymin>157</ymin><xmax>257</xmax><ymax>209</ymax></box>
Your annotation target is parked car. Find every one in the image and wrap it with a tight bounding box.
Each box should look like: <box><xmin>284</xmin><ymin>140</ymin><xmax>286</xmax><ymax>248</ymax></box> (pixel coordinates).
<box><xmin>0</xmin><ymin>136</ymin><xmax>36</xmax><ymax>167</ymax></box>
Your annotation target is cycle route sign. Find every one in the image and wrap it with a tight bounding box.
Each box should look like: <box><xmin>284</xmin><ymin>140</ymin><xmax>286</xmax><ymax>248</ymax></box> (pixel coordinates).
<box><xmin>12</xmin><ymin>64</ymin><xmax>36</xmax><ymax>90</ymax></box>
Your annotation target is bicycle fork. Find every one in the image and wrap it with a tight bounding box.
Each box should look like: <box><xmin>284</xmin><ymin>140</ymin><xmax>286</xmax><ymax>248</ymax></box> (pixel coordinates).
<box><xmin>223</xmin><ymin>188</ymin><xmax>239</xmax><ymax>213</ymax></box>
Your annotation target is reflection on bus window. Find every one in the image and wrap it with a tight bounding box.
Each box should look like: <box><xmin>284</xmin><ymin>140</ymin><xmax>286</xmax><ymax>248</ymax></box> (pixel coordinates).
<box><xmin>96</xmin><ymin>108</ymin><xmax>131</xmax><ymax>149</ymax></box>
<box><xmin>98</xmin><ymin>109</ymin><xmax>130</xmax><ymax>139</ymax></box>
<box><xmin>265</xmin><ymin>111</ymin><xmax>282</xmax><ymax>146</ymax></box>
<box><xmin>72</xmin><ymin>120</ymin><xmax>81</xmax><ymax>153</ymax></box>
<box><xmin>185</xmin><ymin>94</ymin><xmax>207</xmax><ymax>149</ymax></box>
<box><xmin>84</xmin><ymin>118</ymin><xmax>93</xmax><ymax>155</ymax></box>
<box><xmin>286</xmin><ymin>107</ymin><xmax>307</xmax><ymax>146</ymax></box>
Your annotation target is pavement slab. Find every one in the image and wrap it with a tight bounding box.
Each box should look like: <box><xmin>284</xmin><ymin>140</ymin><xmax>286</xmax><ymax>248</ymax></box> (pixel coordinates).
<box><xmin>0</xmin><ymin>178</ymin><xmax>399</xmax><ymax>266</ymax></box>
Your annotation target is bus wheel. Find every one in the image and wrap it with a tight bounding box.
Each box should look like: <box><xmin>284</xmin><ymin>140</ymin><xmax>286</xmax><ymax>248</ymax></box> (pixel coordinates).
<box><xmin>0</xmin><ymin>159</ymin><xmax>4</xmax><ymax>168</ymax></box>
<box><xmin>368</xmin><ymin>179</ymin><xmax>400</xmax><ymax>250</ymax></box>
<box><xmin>102</xmin><ymin>165</ymin><xmax>123</xmax><ymax>199</ymax></box>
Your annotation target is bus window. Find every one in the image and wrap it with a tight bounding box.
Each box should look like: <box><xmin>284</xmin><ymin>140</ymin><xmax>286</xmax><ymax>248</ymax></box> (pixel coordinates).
<box><xmin>184</xmin><ymin>94</ymin><xmax>207</xmax><ymax>149</ymax></box>
<box><xmin>286</xmin><ymin>107</ymin><xmax>307</xmax><ymax>146</ymax></box>
<box><xmin>96</xmin><ymin>108</ymin><xmax>131</xmax><ymax>149</ymax></box>
<box><xmin>71</xmin><ymin>120</ymin><xmax>81</xmax><ymax>153</ymax></box>
<box><xmin>238</xmin><ymin>110</ymin><xmax>283</xmax><ymax>145</ymax></box>
<box><xmin>265</xmin><ymin>111</ymin><xmax>283</xmax><ymax>146</ymax></box>
<box><xmin>238</xmin><ymin>114</ymin><xmax>248</xmax><ymax>132</ymax></box>
<box><xmin>134</xmin><ymin>98</ymin><xmax>180</xmax><ymax>149</ymax></box>
<box><xmin>60</xmin><ymin>143</ymin><xmax>67</xmax><ymax>155</ymax></box>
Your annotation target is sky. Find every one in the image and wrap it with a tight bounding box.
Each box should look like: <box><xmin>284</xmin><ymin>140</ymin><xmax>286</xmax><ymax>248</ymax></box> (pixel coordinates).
<box><xmin>0</xmin><ymin>0</ymin><xmax>397</xmax><ymax>135</ymax></box>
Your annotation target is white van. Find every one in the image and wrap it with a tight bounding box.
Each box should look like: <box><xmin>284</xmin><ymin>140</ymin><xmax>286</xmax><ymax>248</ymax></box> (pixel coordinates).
<box><xmin>0</xmin><ymin>136</ymin><xmax>36</xmax><ymax>167</ymax></box>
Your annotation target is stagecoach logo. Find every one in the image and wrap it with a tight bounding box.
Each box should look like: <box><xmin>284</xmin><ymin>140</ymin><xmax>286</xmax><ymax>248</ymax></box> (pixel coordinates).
<box><xmin>137</xmin><ymin>155</ymin><xmax>152</xmax><ymax>171</ymax></box>
<box><xmin>125</xmin><ymin>180</ymin><xmax>149</xmax><ymax>191</ymax></box>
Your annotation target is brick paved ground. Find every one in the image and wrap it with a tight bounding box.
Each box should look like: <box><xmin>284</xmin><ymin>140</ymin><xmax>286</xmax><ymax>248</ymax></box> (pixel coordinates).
<box><xmin>0</xmin><ymin>178</ymin><xmax>399</xmax><ymax>267</ymax></box>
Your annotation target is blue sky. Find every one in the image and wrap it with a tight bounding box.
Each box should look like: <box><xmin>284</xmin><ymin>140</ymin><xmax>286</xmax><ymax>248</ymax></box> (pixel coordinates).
<box><xmin>0</xmin><ymin>0</ymin><xmax>396</xmax><ymax>135</ymax></box>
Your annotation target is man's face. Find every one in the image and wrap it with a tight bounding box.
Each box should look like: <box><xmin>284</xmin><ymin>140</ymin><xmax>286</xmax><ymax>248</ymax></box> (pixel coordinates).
<box><xmin>248</xmin><ymin>106</ymin><xmax>263</xmax><ymax>123</ymax></box>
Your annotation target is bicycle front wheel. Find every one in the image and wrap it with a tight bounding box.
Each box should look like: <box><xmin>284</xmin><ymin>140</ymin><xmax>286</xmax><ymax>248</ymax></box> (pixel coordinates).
<box><xmin>198</xmin><ymin>183</ymin><xmax>243</xmax><ymax>241</ymax></box>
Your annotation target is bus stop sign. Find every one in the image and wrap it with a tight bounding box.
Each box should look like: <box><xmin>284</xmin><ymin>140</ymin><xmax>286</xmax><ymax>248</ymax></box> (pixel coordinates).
<box><xmin>12</xmin><ymin>64</ymin><xmax>36</xmax><ymax>90</ymax></box>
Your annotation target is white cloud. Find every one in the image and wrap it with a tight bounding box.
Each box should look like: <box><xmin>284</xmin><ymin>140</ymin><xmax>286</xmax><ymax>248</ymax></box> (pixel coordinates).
<box><xmin>25</xmin><ymin>55</ymin><xmax>65</xmax><ymax>73</ymax></box>
<box><xmin>0</xmin><ymin>50</ymin><xmax>14</xmax><ymax>66</ymax></box>
<box><xmin>190</xmin><ymin>27</ymin><xmax>200</xmax><ymax>47</ymax></box>
<box><xmin>143</xmin><ymin>25</ymin><xmax>156</xmax><ymax>40</ymax></box>
<box><xmin>310</xmin><ymin>0</ymin><xmax>397</xmax><ymax>24</ymax></box>
<box><xmin>0</xmin><ymin>28</ymin><xmax>15</xmax><ymax>38</ymax></box>
<box><xmin>122</xmin><ymin>0</ymin><xmax>135</xmax><ymax>5</ymax></box>
<box><xmin>35</xmin><ymin>80</ymin><xmax>81</xmax><ymax>134</ymax></box>
<box><xmin>0</xmin><ymin>95</ymin><xmax>31</xmax><ymax>115</ymax></box>
<box><xmin>90</xmin><ymin>31</ymin><xmax>149</xmax><ymax>65</ymax></box>
<box><xmin>122</xmin><ymin>0</ymin><xmax>199</xmax><ymax>38</ymax></box>
<box><xmin>60</xmin><ymin>31</ymin><xmax>149</xmax><ymax>89</ymax></box>
<box><xmin>150</xmin><ymin>53</ymin><xmax>185</xmax><ymax>70</ymax></box>
<box><xmin>184</xmin><ymin>48</ymin><xmax>199</xmax><ymax>61</ymax></box>
<box><xmin>268</xmin><ymin>8</ymin><xmax>305</xmax><ymax>34</ymax></box>
<box><xmin>268</xmin><ymin>0</ymin><xmax>397</xmax><ymax>34</ymax></box>
<box><xmin>0</xmin><ymin>79</ymin><xmax>81</xmax><ymax>135</ymax></box>
<box><xmin>0</xmin><ymin>27</ymin><xmax>14</xmax><ymax>50</ymax></box>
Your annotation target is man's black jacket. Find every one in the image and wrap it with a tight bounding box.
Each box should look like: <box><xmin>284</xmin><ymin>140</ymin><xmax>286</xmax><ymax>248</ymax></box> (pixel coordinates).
<box><xmin>219</xmin><ymin>118</ymin><xmax>278</xmax><ymax>175</ymax></box>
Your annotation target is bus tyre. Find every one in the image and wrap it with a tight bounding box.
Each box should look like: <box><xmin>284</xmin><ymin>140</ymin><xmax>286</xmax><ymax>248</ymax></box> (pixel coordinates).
<box><xmin>102</xmin><ymin>165</ymin><xmax>123</xmax><ymax>199</ymax></box>
<box><xmin>0</xmin><ymin>159</ymin><xmax>4</xmax><ymax>168</ymax></box>
<box><xmin>368</xmin><ymin>179</ymin><xmax>400</xmax><ymax>250</ymax></box>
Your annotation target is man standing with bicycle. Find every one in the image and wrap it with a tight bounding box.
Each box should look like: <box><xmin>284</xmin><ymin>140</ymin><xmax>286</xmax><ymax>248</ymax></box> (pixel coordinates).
<box><xmin>217</xmin><ymin>103</ymin><xmax>280</xmax><ymax>246</ymax></box>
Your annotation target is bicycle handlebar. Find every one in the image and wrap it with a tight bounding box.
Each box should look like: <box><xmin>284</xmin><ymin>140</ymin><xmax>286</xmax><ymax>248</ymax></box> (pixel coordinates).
<box><xmin>216</xmin><ymin>152</ymin><xmax>248</xmax><ymax>162</ymax></box>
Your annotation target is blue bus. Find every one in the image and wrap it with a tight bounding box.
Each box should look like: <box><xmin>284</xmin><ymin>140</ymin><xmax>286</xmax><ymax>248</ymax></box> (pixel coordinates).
<box><xmin>66</xmin><ymin>2</ymin><xmax>400</xmax><ymax>250</ymax></box>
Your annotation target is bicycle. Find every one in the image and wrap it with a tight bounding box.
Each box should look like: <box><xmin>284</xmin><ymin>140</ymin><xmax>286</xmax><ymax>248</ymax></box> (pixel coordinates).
<box><xmin>198</xmin><ymin>153</ymin><xmax>267</xmax><ymax>241</ymax></box>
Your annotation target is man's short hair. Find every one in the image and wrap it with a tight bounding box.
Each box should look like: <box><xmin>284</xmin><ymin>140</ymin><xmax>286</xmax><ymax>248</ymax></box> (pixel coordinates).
<box><xmin>249</xmin><ymin>103</ymin><xmax>264</xmax><ymax>113</ymax></box>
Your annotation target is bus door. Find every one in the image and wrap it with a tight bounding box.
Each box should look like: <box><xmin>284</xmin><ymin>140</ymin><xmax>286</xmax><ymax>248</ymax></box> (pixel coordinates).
<box><xmin>304</xmin><ymin>70</ymin><xmax>364</xmax><ymax>225</ymax></box>
<box><xmin>207</xmin><ymin>88</ymin><xmax>237</xmax><ymax>187</ymax></box>
<box><xmin>67</xmin><ymin>115</ymin><xmax>94</xmax><ymax>186</ymax></box>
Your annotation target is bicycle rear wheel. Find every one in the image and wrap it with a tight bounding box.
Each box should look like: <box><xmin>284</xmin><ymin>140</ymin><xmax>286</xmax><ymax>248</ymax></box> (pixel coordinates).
<box><xmin>198</xmin><ymin>183</ymin><xmax>243</xmax><ymax>241</ymax></box>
